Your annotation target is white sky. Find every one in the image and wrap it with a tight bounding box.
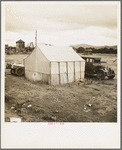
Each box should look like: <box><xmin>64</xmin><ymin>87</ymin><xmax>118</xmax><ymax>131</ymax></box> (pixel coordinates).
<box><xmin>3</xmin><ymin>2</ymin><xmax>119</xmax><ymax>47</ymax></box>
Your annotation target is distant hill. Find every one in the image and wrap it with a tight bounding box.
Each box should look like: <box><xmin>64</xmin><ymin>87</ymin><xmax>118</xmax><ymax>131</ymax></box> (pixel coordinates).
<box><xmin>72</xmin><ymin>44</ymin><xmax>117</xmax><ymax>50</ymax></box>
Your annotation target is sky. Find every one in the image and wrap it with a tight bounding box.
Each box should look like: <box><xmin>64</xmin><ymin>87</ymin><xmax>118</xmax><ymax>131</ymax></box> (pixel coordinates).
<box><xmin>3</xmin><ymin>2</ymin><xmax>119</xmax><ymax>47</ymax></box>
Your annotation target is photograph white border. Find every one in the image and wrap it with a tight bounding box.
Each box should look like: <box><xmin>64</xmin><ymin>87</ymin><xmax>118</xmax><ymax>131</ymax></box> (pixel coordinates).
<box><xmin>1</xmin><ymin>1</ymin><xmax>121</xmax><ymax>148</ymax></box>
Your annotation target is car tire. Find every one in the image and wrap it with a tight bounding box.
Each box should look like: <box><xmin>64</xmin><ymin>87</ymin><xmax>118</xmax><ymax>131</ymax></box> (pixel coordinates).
<box><xmin>97</xmin><ymin>70</ymin><xmax>105</xmax><ymax>80</ymax></box>
<box><xmin>11</xmin><ymin>69</ymin><xmax>15</xmax><ymax>75</ymax></box>
<box><xmin>15</xmin><ymin>67</ymin><xmax>24</xmax><ymax>76</ymax></box>
<box><xmin>108</xmin><ymin>75</ymin><xmax>115</xmax><ymax>79</ymax></box>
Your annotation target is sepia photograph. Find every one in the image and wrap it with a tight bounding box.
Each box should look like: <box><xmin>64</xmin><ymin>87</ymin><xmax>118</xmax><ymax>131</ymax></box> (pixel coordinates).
<box><xmin>1</xmin><ymin>1</ymin><xmax>121</xmax><ymax>148</ymax></box>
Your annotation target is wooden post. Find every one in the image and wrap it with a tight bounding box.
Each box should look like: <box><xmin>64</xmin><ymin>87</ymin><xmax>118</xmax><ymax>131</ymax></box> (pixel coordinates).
<box><xmin>80</xmin><ymin>61</ymin><xmax>81</xmax><ymax>80</ymax></box>
<box><xmin>66</xmin><ymin>62</ymin><xmax>68</xmax><ymax>83</ymax></box>
<box><xmin>74</xmin><ymin>61</ymin><xmax>75</xmax><ymax>82</ymax></box>
<box><xmin>35</xmin><ymin>30</ymin><xmax>37</xmax><ymax>47</ymax></box>
<box><xmin>50</xmin><ymin>62</ymin><xmax>51</xmax><ymax>85</ymax></box>
<box><xmin>58</xmin><ymin>62</ymin><xmax>61</xmax><ymax>84</ymax></box>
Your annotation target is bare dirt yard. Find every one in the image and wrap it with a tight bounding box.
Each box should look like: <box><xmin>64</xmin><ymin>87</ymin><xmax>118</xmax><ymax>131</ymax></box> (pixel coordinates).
<box><xmin>5</xmin><ymin>53</ymin><xmax>117</xmax><ymax>122</ymax></box>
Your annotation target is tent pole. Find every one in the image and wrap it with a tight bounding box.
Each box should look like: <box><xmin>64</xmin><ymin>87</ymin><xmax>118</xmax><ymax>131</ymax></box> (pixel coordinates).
<box><xmin>66</xmin><ymin>62</ymin><xmax>68</xmax><ymax>83</ymax></box>
<box><xmin>74</xmin><ymin>61</ymin><xmax>75</xmax><ymax>82</ymax></box>
<box><xmin>58</xmin><ymin>62</ymin><xmax>61</xmax><ymax>85</ymax></box>
<box><xmin>80</xmin><ymin>61</ymin><xmax>81</xmax><ymax>80</ymax></box>
<box><xmin>50</xmin><ymin>62</ymin><xmax>51</xmax><ymax>85</ymax></box>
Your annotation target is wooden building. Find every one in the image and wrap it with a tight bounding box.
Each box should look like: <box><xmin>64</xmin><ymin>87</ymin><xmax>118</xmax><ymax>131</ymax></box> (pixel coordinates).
<box><xmin>5</xmin><ymin>44</ymin><xmax>8</xmax><ymax>53</ymax></box>
<box><xmin>16</xmin><ymin>39</ymin><xmax>25</xmax><ymax>52</ymax></box>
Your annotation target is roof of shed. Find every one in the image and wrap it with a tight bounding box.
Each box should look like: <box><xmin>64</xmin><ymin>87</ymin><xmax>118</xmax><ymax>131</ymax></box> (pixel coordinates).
<box><xmin>16</xmin><ymin>39</ymin><xmax>25</xmax><ymax>43</ymax></box>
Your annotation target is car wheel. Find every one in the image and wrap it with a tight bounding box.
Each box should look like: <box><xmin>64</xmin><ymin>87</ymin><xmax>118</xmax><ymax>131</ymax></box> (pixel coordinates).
<box><xmin>108</xmin><ymin>75</ymin><xmax>115</xmax><ymax>79</ymax></box>
<box><xmin>97</xmin><ymin>70</ymin><xmax>105</xmax><ymax>80</ymax></box>
<box><xmin>11</xmin><ymin>69</ymin><xmax>15</xmax><ymax>75</ymax></box>
<box><xmin>15</xmin><ymin>67</ymin><xmax>24</xmax><ymax>76</ymax></box>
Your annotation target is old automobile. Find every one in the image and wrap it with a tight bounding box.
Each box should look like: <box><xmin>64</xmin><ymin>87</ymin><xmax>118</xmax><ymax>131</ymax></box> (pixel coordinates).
<box><xmin>82</xmin><ymin>56</ymin><xmax>115</xmax><ymax>80</ymax></box>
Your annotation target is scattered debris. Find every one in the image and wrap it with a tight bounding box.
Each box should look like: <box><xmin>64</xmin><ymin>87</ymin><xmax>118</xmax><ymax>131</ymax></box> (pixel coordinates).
<box><xmin>11</xmin><ymin>106</ymin><xmax>14</xmax><ymax>110</ymax></box>
<box><xmin>27</xmin><ymin>104</ymin><xmax>32</xmax><ymax>108</ymax></box>
<box><xmin>83</xmin><ymin>103</ymin><xmax>91</xmax><ymax>112</ymax></box>
<box><xmin>22</xmin><ymin>103</ymin><xmax>27</xmax><ymax>108</ymax></box>
<box><xmin>83</xmin><ymin>109</ymin><xmax>91</xmax><ymax>112</ymax></box>
<box><xmin>55</xmin><ymin>110</ymin><xmax>59</xmax><ymax>113</ymax></box>
<box><xmin>50</xmin><ymin>116</ymin><xmax>56</xmax><ymax>121</ymax></box>
<box><xmin>10</xmin><ymin>117</ymin><xmax>21</xmax><ymax>123</ymax></box>
<box><xmin>87</xmin><ymin>104</ymin><xmax>92</xmax><ymax>107</ymax></box>
<box><xmin>61</xmin><ymin>105</ymin><xmax>63</xmax><ymax>107</ymax></box>
<box><xmin>85</xmin><ymin>109</ymin><xmax>91</xmax><ymax>112</ymax></box>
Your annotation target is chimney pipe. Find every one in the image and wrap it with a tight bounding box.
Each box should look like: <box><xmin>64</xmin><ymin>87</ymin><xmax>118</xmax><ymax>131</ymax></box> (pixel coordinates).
<box><xmin>35</xmin><ymin>30</ymin><xmax>37</xmax><ymax>47</ymax></box>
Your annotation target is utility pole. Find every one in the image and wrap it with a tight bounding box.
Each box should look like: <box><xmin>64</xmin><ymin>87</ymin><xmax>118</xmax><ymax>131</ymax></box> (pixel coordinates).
<box><xmin>35</xmin><ymin>30</ymin><xmax>37</xmax><ymax>47</ymax></box>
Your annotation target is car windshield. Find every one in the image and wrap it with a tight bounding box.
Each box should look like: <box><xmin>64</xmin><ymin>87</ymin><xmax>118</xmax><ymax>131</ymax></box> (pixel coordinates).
<box><xmin>82</xmin><ymin>57</ymin><xmax>101</xmax><ymax>63</ymax></box>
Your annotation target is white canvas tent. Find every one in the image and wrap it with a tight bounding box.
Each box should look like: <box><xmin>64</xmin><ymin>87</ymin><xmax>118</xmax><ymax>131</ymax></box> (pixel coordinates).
<box><xmin>23</xmin><ymin>44</ymin><xmax>85</xmax><ymax>85</ymax></box>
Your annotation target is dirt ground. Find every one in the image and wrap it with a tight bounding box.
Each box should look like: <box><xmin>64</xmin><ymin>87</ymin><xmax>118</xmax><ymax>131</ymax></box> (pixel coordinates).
<box><xmin>5</xmin><ymin>53</ymin><xmax>117</xmax><ymax>122</ymax></box>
